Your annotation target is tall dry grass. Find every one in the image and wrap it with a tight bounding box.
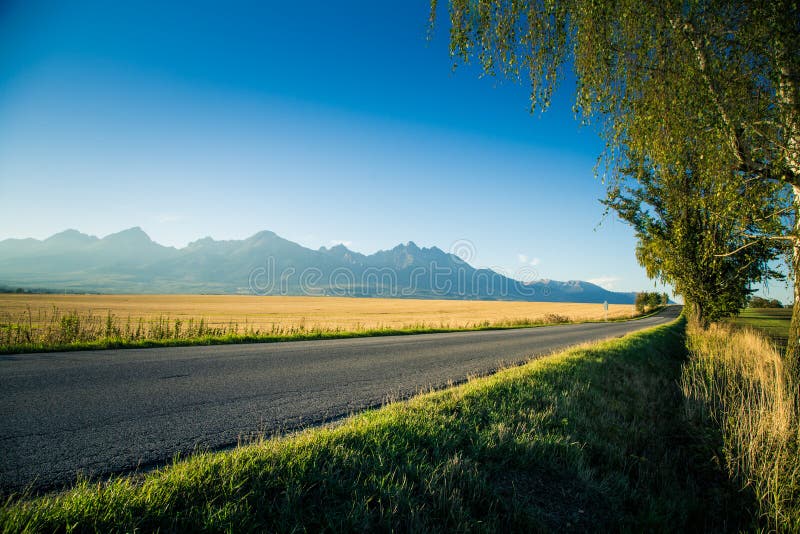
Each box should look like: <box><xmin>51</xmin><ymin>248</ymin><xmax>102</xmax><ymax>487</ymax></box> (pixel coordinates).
<box><xmin>0</xmin><ymin>306</ymin><xmax>582</xmax><ymax>353</ymax></box>
<box><xmin>682</xmin><ymin>323</ymin><xmax>800</xmax><ymax>531</ymax></box>
<box><xmin>0</xmin><ymin>307</ymin><xmax>248</xmax><ymax>347</ymax></box>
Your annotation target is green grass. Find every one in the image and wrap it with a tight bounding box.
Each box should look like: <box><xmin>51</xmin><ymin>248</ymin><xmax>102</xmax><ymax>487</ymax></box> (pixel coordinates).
<box><xmin>1</xmin><ymin>315</ymin><xmax>748</xmax><ymax>532</ymax></box>
<box><xmin>0</xmin><ymin>307</ymin><xmax>663</xmax><ymax>355</ymax></box>
<box><xmin>728</xmin><ymin>307</ymin><xmax>791</xmax><ymax>348</ymax></box>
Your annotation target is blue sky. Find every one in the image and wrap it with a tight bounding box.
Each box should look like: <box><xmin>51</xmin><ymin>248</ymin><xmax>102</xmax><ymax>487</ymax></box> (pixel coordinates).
<box><xmin>0</xmin><ymin>1</ymin><xmax>789</xmax><ymax>300</ymax></box>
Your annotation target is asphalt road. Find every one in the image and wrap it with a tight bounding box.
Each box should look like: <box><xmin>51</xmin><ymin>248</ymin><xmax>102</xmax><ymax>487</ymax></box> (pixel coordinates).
<box><xmin>0</xmin><ymin>306</ymin><xmax>681</xmax><ymax>493</ymax></box>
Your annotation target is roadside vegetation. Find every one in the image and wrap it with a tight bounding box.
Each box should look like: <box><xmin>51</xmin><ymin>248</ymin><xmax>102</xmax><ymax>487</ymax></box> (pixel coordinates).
<box><xmin>432</xmin><ymin>4</ymin><xmax>799</xmax><ymax>527</ymax></box>
<box><xmin>634</xmin><ymin>291</ymin><xmax>668</xmax><ymax>313</ymax></box>
<box><xmin>1</xmin><ymin>316</ymin><xmax>750</xmax><ymax>532</ymax></box>
<box><xmin>0</xmin><ymin>305</ymin><xmax>652</xmax><ymax>355</ymax></box>
<box><xmin>729</xmin><ymin>307</ymin><xmax>792</xmax><ymax>348</ymax></box>
<box><xmin>432</xmin><ymin>5</ymin><xmax>799</xmax><ymax>528</ymax></box>
<box><xmin>683</xmin><ymin>321</ymin><xmax>800</xmax><ymax>531</ymax></box>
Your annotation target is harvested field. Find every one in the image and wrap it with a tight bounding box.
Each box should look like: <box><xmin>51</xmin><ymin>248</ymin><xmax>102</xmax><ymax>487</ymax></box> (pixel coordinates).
<box><xmin>0</xmin><ymin>294</ymin><xmax>635</xmax><ymax>332</ymax></box>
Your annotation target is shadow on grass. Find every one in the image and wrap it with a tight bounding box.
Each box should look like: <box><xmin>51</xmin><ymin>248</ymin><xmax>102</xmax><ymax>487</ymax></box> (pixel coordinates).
<box><xmin>1</xmin><ymin>317</ymin><xmax>754</xmax><ymax>532</ymax></box>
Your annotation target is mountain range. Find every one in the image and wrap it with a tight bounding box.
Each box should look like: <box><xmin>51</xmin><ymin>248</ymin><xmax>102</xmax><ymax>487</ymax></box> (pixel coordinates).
<box><xmin>0</xmin><ymin>228</ymin><xmax>637</xmax><ymax>303</ymax></box>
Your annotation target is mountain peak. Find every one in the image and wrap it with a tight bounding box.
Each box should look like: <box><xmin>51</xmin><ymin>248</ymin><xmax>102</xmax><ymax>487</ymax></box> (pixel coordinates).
<box><xmin>248</xmin><ymin>230</ymin><xmax>277</xmax><ymax>240</ymax></box>
<box><xmin>392</xmin><ymin>241</ymin><xmax>421</xmax><ymax>252</ymax></box>
<box><xmin>45</xmin><ymin>229</ymin><xmax>97</xmax><ymax>243</ymax></box>
<box><xmin>187</xmin><ymin>236</ymin><xmax>215</xmax><ymax>248</ymax></box>
<box><xmin>0</xmin><ymin>227</ymin><xmax>638</xmax><ymax>304</ymax></box>
<box><xmin>103</xmin><ymin>227</ymin><xmax>153</xmax><ymax>243</ymax></box>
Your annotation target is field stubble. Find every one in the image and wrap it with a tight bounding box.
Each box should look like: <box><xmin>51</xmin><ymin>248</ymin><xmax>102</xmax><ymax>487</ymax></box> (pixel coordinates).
<box><xmin>0</xmin><ymin>294</ymin><xmax>636</xmax><ymax>352</ymax></box>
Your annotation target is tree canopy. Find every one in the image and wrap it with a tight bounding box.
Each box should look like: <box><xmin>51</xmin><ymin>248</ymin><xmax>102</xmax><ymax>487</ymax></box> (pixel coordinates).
<box><xmin>433</xmin><ymin>1</ymin><xmax>798</xmax><ymax>189</ymax></box>
<box><xmin>432</xmin><ymin>0</ymin><xmax>798</xmax><ymax>337</ymax></box>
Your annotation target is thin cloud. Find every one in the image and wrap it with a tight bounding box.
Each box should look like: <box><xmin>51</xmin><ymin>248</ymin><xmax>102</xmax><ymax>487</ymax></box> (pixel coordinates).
<box><xmin>329</xmin><ymin>239</ymin><xmax>353</xmax><ymax>248</ymax></box>
<box><xmin>587</xmin><ymin>276</ymin><xmax>620</xmax><ymax>290</ymax></box>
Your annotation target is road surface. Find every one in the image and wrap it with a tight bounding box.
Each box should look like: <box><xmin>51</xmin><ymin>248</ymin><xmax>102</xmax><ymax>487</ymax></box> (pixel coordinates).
<box><xmin>0</xmin><ymin>306</ymin><xmax>681</xmax><ymax>492</ymax></box>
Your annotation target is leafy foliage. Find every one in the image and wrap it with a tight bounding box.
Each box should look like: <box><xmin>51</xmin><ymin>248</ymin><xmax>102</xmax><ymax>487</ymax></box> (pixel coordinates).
<box><xmin>607</xmin><ymin>153</ymin><xmax>784</xmax><ymax>323</ymax></box>
<box><xmin>634</xmin><ymin>291</ymin><xmax>667</xmax><ymax>312</ymax></box>
<box><xmin>432</xmin><ymin>0</ymin><xmax>798</xmax><ymax>329</ymax></box>
<box><xmin>749</xmin><ymin>296</ymin><xmax>785</xmax><ymax>309</ymax></box>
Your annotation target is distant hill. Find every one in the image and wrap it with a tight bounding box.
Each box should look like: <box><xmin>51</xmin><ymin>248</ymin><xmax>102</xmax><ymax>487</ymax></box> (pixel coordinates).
<box><xmin>0</xmin><ymin>228</ymin><xmax>637</xmax><ymax>303</ymax></box>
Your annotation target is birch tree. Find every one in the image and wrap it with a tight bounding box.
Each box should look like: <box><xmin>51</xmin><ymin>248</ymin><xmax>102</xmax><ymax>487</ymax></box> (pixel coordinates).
<box><xmin>432</xmin><ymin>0</ymin><xmax>799</xmax><ymax>365</ymax></box>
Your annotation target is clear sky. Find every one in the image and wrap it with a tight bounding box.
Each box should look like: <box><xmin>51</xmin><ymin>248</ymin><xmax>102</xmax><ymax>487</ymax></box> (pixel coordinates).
<box><xmin>0</xmin><ymin>1</ymin><xmax>789</xmax><ymax>301</ymax></box>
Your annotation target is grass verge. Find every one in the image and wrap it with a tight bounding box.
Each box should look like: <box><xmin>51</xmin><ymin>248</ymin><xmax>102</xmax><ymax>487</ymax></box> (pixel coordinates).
<box><xmin>0</xmin><ymin>307</ymin><xmax>663</xmax><ymax>355</ymax></box>
<box><xmin>1</xmin><ymin>315</ymin><xmax>746</xmax><ymax>532</ymax></box>
<box><xmin>683</xmin><ymin>322</ymin><xmax>800</xmax><ymax>531</ymax></box>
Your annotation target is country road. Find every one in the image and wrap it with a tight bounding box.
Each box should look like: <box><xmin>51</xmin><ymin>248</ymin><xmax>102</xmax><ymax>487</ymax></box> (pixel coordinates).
<box><xmin>0</xmin><ymin>306</ymin><xmax>681</xmax><ymax>493</ymax></box>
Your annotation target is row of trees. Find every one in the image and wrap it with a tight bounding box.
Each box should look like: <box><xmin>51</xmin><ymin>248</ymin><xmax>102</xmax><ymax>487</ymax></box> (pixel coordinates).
<box><xmin>749</xmin><ymin>296</ymin><xmax>785</xmax><ymax>309</ymax></box>
<box><xmin>634</xmin><ymin>292</ymin><xmax>669</xmax><ymax>312</ymax></box>
<box><xmin>432</xmin><ymin>0</ymin><xmax>799</xmax><ymax>368</ymax></box>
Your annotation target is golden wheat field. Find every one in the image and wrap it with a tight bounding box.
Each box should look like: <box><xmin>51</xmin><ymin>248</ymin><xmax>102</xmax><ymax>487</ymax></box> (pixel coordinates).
<box><xmin>0</xmin><ymin>294</ymin><xmax>635</xmax><ymax>331</ymax></box>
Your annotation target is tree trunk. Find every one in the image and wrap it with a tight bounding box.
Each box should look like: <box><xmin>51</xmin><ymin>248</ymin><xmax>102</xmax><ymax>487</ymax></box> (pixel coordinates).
<box><xmin>787</xmin><ymin>186</ymin><xmax>800</xmax><ymax>378</ymax></box>
<box><xmin>778</xmin><ymin>43</ymin><xmax>800</xmax><ymax>378</ymax></box>
<box><xmin>689</xmin><ymin>300</ymin><xmax>707</xmax><ymax>329</ymax></box>
<box><xmin>788</xmin><ymin>244</ymin><xmax>800</xmax><ymax>377</ymax></box>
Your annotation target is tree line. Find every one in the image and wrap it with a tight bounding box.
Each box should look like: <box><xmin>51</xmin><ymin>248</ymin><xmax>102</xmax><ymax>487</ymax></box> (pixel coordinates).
<box><xmin>749</xmin><ymin>296</ymin><xmax>785</xmax><ymax>309</ymax></box>
<box><xmin>634</xmin><ymin>292</ymin><xmax>669</xmax><ymax>313</ymax></box>
<box><xmin>431</xmin><ymin>0</ymin><xmax>799</xmax><ymax>369</ymax></box>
